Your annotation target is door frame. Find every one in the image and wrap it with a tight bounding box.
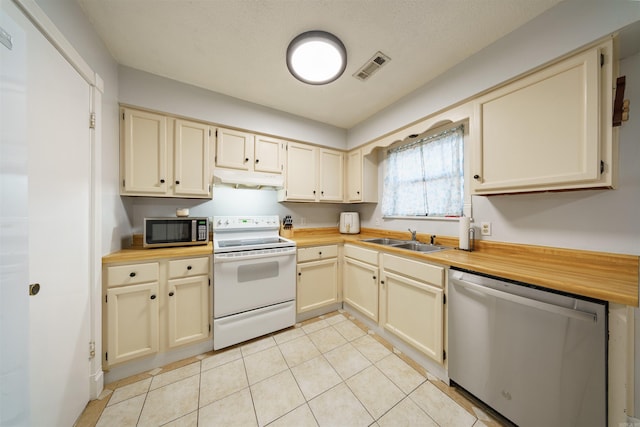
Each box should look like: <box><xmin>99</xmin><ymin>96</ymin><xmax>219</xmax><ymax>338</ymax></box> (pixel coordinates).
<box><xmin>14</xmin><ymin>0</ymin><xmax>104</xmax><ymax>399</ymax></box>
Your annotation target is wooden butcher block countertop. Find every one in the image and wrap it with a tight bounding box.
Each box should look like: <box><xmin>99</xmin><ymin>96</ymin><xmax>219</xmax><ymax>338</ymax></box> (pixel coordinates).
<box><xmin>102</xmin><ymin>242</ymin><xmax>213</xmax><ymax>264</ymax></box>
<box><xmin>292</xmin><ymin>227</ymin><xmax>639</xmax><ymax>306</ymax></box>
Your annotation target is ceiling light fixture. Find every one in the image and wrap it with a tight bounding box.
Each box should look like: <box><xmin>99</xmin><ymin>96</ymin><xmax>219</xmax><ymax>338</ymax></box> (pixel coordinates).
<box><xmin>286</xmin><ymin>31</ymin><xmax>347</xmax><ymax>85</ymax></box>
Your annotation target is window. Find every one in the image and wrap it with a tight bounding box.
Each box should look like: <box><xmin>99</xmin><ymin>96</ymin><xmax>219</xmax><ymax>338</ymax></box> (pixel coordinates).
<box><xmin>382</xmin><ymin>125</ymin><xmax>464</xmax><ymax>217</ymax></box>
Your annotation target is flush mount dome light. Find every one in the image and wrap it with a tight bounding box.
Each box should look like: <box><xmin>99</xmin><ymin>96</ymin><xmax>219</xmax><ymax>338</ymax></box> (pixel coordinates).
<box><xmin>286</xmin><ymin>31</ymin><xmax>347</xmax><ymax>85</ymax></box>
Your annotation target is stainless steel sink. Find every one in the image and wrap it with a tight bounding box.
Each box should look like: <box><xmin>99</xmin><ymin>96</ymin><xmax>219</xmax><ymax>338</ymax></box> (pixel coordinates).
<box><xmin>392</xmin><ymin>242</ymin><xmax>448</xmax><ymax>253</ymax></box>
<box><xmin>360</xmin><ymin>238</ymin><xmax>409</xmax><ymax>246</ymax></box>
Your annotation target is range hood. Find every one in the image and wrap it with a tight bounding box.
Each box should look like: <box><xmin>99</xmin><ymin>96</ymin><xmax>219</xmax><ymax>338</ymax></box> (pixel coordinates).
<box><xmin>213</xmin><ymin>169</ymin><xmax>284</xmax><ymax>189</ymax></box>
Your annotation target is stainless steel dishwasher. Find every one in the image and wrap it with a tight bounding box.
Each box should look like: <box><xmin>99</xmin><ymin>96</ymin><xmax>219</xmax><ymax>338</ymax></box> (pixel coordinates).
<box><xmin>448</xmin><ymin>268</ymin><xmax>607</xmax><ymax>427</ymax></box>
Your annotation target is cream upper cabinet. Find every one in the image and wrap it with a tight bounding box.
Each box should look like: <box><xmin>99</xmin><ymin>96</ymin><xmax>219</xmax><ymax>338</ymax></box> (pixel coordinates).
<box><xmin>346</xmin><ymin>149</ymin><xmax>378</xmax><ymax>203</ymax></box>
<box><xmin>255</xmin><ymin>135</ymin><xmax>285</xmax><ymax>173</ymax></box>
<box><xmin>343</xmin><ymin>244</ymin><xmax>379</xmax><ymax>322</ymax></box>
<box><xmin>120</xmin><ymin>107</ymin><xmax>213</xmax><ymax>198</ymax></box>
<box><xmin>380</xmin><ymin>253</ymin><xmax>444</xmax><ymax>364</ymax></box>
<box><xmin>216</xmin><ymin>127</ymin><xmax>284</xmax><ymax>174</ymax></box>
<box><xmin>280</xmin><ymin>142</ymin><xmax>344</xmax><ymax>202</ymax></box>
<box><xmin>471</xmin><ymin>39</ymin><xmax>615</xmax><ymax>194</ymax></box>
<box><xmin>296</xmin><ymin>245</ymin><xmax>340</xmax><ymax>314</ymax></box>
<box><xmin>319</xmin><ymin>148</ymin><xmax>344</xmax><ymax>201</ymax></box>
<box><xmin>174</xmin><ymin>119</ymin><xmax>213</xmax><ymax>197</ymax></box>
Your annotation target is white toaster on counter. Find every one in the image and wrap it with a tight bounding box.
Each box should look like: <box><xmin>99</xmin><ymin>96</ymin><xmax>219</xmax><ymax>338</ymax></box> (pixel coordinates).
<box><xmin>339</xmin><ymin>212</ymin><xmax>360</xmax><ymax>234</ymax></box>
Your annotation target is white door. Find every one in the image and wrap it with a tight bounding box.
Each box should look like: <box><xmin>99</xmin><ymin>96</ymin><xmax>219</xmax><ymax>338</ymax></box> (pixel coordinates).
<box><xmin>3</xmin><ymin>2</ymin><xmax>92</xmax><ymax>425</ymax></box>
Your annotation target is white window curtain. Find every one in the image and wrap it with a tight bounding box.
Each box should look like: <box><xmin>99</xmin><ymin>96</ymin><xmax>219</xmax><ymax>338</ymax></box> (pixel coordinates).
<box><xmin>382</xmin><ymin>125</ymin><xmax>464</xmax><ymax>217</ymax></box>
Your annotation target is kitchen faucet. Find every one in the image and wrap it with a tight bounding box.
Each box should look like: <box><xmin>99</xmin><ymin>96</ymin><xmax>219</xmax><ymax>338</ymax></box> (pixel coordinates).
<box><xmin>408</xmin><ymin>228</ymin><xmax>417</xmax><ymax>241</ymax></box>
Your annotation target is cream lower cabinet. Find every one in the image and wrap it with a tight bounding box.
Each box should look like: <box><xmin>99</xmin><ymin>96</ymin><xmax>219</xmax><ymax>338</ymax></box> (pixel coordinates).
<box><xmin>343</xmin><ymin>244</ymin><xmax>379</xmax><ymax>322</ymax></box>
<box><xmin>380</xmin><ymin>253</ymin><xmax>445</xmax><ymax>363</ymax></box>
<box><xmin>296</xmin><ymin>245</ymin><xmax>339</xmax><ymax>314</ymax></box>
<box><xmin>103</xmin><ymin>256</ymin><xmax>211</xmax><ymax>369</ymax></box>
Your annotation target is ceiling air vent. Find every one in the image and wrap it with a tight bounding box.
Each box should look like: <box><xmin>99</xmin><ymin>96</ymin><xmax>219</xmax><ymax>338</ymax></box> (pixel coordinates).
<box><xmin>353</xmin><ymin>51</ymin><xmax>391</xmax><ymax>81</ymax></box>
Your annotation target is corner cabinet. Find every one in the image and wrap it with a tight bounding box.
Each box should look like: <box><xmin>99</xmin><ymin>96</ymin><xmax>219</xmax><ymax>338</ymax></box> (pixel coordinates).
<box><xmin>120</xmin><ymin>107</ymin><xmax>213</xmax><ymax>198</ymax></box>
<box><xmin>279</xmin><ymin>142</ymin><xmax>344</xmax><ymax>202</ymax></box>
<box><xmin>102</xmin><ymin>255</ymin><xmax>211</xmax><ymax>369</ymax></box>
<box><xmin>380</xmin><ymin>253</ymin><xmax>445</xmax><ymax>364</ymax></box>
<box><xmin>471</xmin><ymin>39</ymin><xmax>616</xmax><ymax>195</ymax></box>
<box><xmin>296</xmin><ymin>245</ymin><xmax>340</xmax><ymax>314</ymax></box>
<box><xmin>346</xmin><ymin>149</ymin><xmax>378</xmax><ymax>203</ymax></box>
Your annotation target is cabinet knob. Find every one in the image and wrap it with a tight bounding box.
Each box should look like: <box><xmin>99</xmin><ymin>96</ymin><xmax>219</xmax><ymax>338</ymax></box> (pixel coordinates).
<box><xmin>318</xmin><ymin>251</ymin><xmax>322</xmax><ymax>256</ymax></box>
<box><xmin>381</xmin><ymin>280</ymin><xmax>385</xmax><ymax>284</ymax></box>
<box><xmin>313</xmin><ymin>190</ymin><xmax>316</xmax><ymax>194</ymax></box>
<box><xmin>321</xmin><ymin>191</ymin><xmax>324</xmax><ymax>195</ymax></box>
<box><xmin>129</xmin><ymin>272</ymin><xmax>136</xmax><ymax>278</ymax></box>
<box><xmin>175</xmin><ymin>180</ymin><xmax>180</xmax><ymax>185</ymax></box>
<box><xmin>298</xmin><ymin>272</ymin><xmax>302</xmax><ymax>276</ymax></box>
<box><xmin>255</xmin><ymin>159</ymin><xmax>259</xmax><ymax>163</ymax></box>
<box><xmin>169</xmin><ymin>291</ymin><xmax>174</xmax><ymax>297</ymax></box>
<box><xmin>357</xmin><ymin>191</ymin><xmax>360</xmax><ymax>195</ymax></box>
<box><xmin>187</xmin><ymin>265</ymin><xmax>192</xmax><ymax>270</ymax></box>
<box><xmin>245</xmin><ymin>157</ymin><xmax>249</xmax><ymax>162</ymax></box>
<box><xmin>473</xmin><ymin>174</ymin><xmax>480</xmax><ymax>180</ymax></box>
<box><xmin>150</xmin><ymin>294</ymin><xmax>156</xmax><ymax>300</ymax></box>
<box><xmin>373</xmin><ymin>276</ymin><xmax>377</xmax><ymax>280</ymax></box>
<box><xmin>160</xmin><ymin>179</ymin><xmax>165</xmax><ymax>184</ymax></box>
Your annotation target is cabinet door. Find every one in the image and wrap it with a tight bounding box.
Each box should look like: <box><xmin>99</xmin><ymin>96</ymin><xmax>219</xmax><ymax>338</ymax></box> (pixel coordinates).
<box><xmin>285</xmin><ymin>142</ymin><xmax>317</xmax><ymax>201</ymax></box>
<box><xmin>121</xmin><ymin>108</ymin><xmax>168</xmax><ymax>195</ymax></box>
<box><xmin>255</xmin><ymin>135</ymin><xmax>284</xmax><ymax>174</ymax></box>
<box><xmin>319</xmin><ymin>149</ymin><xmax>344</xmax><ymax>201</ymax></box>
<box><xmin>346</xmin><ymin>150</ymin><xmax>363</xmax><ymax>202</ymax></box>
<box><xmin>382</xmin><ymin>271</ymin><xmax>443</xmax><ymax>363</ymax></box>
<box><xmin>174</xmin><ymin>119</ymin><xmax>212</xmax><ymax>197</ymax></box>
<box><xmin>472</xmin><ymin>45</ymin><xmax>605</xmax><ymax>194</ymax></box>
<box><xmin>343</xmin><ymin>257</ymin><xmax>379</xmax><ymax>322</ymax></box>
<box><xmin>297</xmin><ymin>258</ymin><xmax>339</xmax><ymax>314</ymax></box>
<box><xmin>106</xmin><ymin>282</ymin><xmax>159</xmax><ymax>366</ymax></box>
<box><xmin>216</xmin><ymin>127</ymin><xmax>253</xmax><ymax>170</ymax></box>
<box><xmin>167</xmin><ymin>275</ymin><xmax>210</xmax><ymax>348</ymax></box>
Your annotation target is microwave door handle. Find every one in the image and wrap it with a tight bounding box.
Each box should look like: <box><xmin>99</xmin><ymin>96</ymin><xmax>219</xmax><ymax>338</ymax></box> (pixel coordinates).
<box><xmin>452</xmin><ymin>277</ymin><xmax>597</xmax><ymax>323</ymax></box>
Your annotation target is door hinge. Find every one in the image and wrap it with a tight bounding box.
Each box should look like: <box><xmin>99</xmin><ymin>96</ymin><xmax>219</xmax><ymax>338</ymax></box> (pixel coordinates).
<box><xmin>209</xmin><ymin>324</ymin><xmax>211</xmax><ymax>333</ymax></box>
<box><xmin>443</xmin><ymin>350</ymin><xmax>447</xmax><ymax>361</ymax></box>
<box><xmin>105</xmin><ymin>352</ymin><xmax>108</xmax><ymax>361</ymax></box>
<box><xmin>122</xmin><ymin>112</ymin><xmax>125</xmax><ymax>120</ymax></box>
<box><xmin>89</xmin><ymin>112</ymin><xmax>96</xmax><ymax>129</ymax></box>
<box><xmin>600</xmin><ymin>160</ymin><xmax>605</xmax><ymax>174</ymax></box>
<box><xmin>215</xmin><ymin>130</ymin><xmax>218</xmax><ymax>137</ymax></box>
<box><xmin>105</xmin><ymin>294</ymin><xmax>108</xmax><ymax>303</ymax></box>
<box><xmin>208</xmin><ymin>278</ymin><xmax>211</xmax><ymax>286</ymax></box>
<box><xmin>122</xmin><ymin>179</ymin><xmax>126</xmax><ymax>188</ymax></box>
<box><xmin>443</xmin><ymin>294</ymin><xmax>446</xmax><ymax>304</ymax></box>
<box><xmin>600</xmin><ymin>53</ymin><xmax>605</xmax><ymax>67</ymax></box>
<box><xmin>89</xmin><ymin>341</ymin><xmax>96</xmax><ymax>359</ymax></box>
<box><xmin>209</xmin><ymin>129</ymin><xmax>211</xmax><ymax>137</ymax></box>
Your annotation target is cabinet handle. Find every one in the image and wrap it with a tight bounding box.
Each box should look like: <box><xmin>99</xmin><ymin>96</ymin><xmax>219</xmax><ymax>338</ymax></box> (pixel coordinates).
<box><xmin>473</xmin><ymin>174</ymin><xmax>480</xmax><ymax>180</ymax></box>
<box><xmin>298</xmin><ymin>272</ymin><xmax>301</xmax><ymax>276</ymax></box>
<box><xmin>129</xmin><ymin>272</ymin><xmax>136</xmax><ymax>278</ymax></box>
<box><xmin>160</xmin><ymin>179</ymin><xmax>165</xmax><ymax>184</ymax></box>
<box><xmin>169</xmin><ymin>291</ymin><xmax>174</xmax><ymax>297</ymax></box>
<box><xmin>321</xmin><ymin>191</ymin><xmax>324</xmax><ymax>195</ymax></box>
<box><xmin>150</xmin><ymin>294</ymin><xmax>156</xmax><ymax>300</ymax></box>
<box><xmin>381</xmin><ymin>280</ymin><xmax>385</xmax><ymax>284</ymax></box>
<box><xmin>255</xmin><ymin>159</ymin><xmax>259</xmax><ymax>163</ymax></box>
<box><xmin>187</xmin><ymin>265</ymin><xmax>192</xmax><ymax>270</ymax></box>
<box><xmin>175</xmin><ymin>180</ymin><xmax>180</xmax><ymax>185</ymax></box>
<box><xmin>313</xmin><ymin>190</ymin><xmax>316</xmax><ymax>194</ymax></box>
<box><xmin>373</xmin><ymin>276</ymin><xmax>377</xmax><ymax>280</ymax></box>
<box><xmin>318</xmin><ymin>251</ymin><xmax>322</xmax><ymax>256</ymax></box>
<box><xmin>245</xmin><ymin>157</ymin><xmax>249</xmax><ymax>162</ymax></box>
<box><xmin>357</xmin><ymin>191</ymin><xmax>360</xmax><ymax>195</ymax></box>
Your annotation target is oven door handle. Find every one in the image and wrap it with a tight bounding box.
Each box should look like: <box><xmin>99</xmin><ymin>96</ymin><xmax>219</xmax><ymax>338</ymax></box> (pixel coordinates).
<box><xmin>214</xmin><ymin>247</ymin><xmax>296</xmax><ymax>263</ymax></box>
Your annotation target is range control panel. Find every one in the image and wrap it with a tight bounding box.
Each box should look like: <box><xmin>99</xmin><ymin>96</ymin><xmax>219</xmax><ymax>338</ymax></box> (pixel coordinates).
<box><xmin>213</xmin><ymin>215</ymin><xmax>280</xmax><ymax>231</ymax></box>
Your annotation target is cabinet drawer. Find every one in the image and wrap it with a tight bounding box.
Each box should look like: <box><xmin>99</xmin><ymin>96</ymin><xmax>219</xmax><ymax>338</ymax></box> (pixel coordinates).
<box><xmin>344</xmin><ymin>244</ymin><xmax>378</xmax><ymax>265</ymax></box>
<box><xmin>107</xmin><ymin>262</ymin><xmax>159</xmax><ymax>287</ymax></box>
<box><xmin>168</xmin><ymin>257</ymin><xmax>210</xmax><ymax>279</ymax></box>
<box><xmin>298</xmin><ymin>245</ymin><xmax>338</xmax><ymax>262</ymax></box>
<box><xmin>382</xmin><ymin>254</ymin><xmax>444</xmax><ymax>287</ymax></box>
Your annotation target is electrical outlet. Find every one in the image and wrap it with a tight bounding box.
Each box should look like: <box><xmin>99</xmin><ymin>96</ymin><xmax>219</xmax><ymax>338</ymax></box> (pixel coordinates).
<box><xmin>375</xmin><ymin>217</ymin><xmax>381</xmax><ymax>226</ymax></box>
<box><xmin>481</xmin><ymin>222</ymin><xmax>492</xmax><ymax>236</ymax></box>
<box><xmin>300</xmin><ymin>217</ymin><xmax>306</xmax><ymax>226</ymax></box>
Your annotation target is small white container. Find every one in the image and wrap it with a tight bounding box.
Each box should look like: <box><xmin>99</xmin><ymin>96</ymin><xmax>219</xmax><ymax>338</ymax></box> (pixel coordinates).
<box><xmin>176</xmin><ymin>208</ymin><xmax>189</xmax><ymax>217</ymax></box>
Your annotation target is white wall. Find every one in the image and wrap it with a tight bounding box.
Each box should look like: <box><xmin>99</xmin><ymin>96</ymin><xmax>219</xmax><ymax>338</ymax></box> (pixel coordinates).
<box><xmin>352</xmin><ymin>1</ymin><xmax>640</xmax><ymax>256</ymax></box>
<box><xmin>118</xmin><ymin>66</ymin><xmax>347</xmax><ymax>149</ymax></box>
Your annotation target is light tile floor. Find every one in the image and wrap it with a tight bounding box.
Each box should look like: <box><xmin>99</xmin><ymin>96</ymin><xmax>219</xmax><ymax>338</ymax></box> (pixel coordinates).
<box><xmin>77</xmin><ymin>311</ymin><xmax>507</xmax><ymax>427</ymax></box>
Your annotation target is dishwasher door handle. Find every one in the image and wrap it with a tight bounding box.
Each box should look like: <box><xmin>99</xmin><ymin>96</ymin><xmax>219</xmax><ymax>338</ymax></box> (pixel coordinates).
<box><xmin>451</xmin><ymin>277</ymin><xmax>598</xmax><ymax>323</ymax></box>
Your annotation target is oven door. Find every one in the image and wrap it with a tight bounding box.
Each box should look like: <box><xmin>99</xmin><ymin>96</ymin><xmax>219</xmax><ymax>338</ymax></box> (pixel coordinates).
<box><xmin>213</xmin><ymin>247</ymin><xmax>296</xmax><ymax>318</ymax></box>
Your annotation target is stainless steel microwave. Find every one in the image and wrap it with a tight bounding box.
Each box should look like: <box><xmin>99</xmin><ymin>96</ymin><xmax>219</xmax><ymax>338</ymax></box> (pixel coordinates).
<box><xmin>143</xmin><ymin>217</ymin><xmax>209</xmax><ymax>248</ymax></box>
